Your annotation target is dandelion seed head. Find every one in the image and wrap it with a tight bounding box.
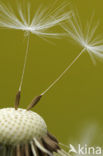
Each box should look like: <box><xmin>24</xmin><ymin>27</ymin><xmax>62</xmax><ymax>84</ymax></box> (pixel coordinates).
<box><xmin>0</xmin><ymin>108</ymin><xmax>47</xmax><ymax>145</ymax></box>
<box><xmin>0</xmin><ymin>107</ymin><xmax>68</xmax><ymax>156</ymax></box>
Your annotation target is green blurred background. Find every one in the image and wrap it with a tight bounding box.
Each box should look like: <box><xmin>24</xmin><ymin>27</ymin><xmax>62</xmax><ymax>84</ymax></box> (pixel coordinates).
<box><xmin>0</xmin><ymin>0</ymin><xmax>103</xmax><ymax>145</ymax></box>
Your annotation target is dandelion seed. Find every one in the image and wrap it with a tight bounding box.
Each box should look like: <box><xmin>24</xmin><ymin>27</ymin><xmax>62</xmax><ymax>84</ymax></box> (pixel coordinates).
<box><xmin>0</xmin><ymin>1</ymin><xmax>71</xmax><ymax>109</ymax></box>
<box><xmin>63</xmin><ymin>12</ymin><xmax>103</xmax><ymax>64</ymax></box>
<box><xmin>0</xmin><ymin>1</ymin><xmax>71</xmax><ymax>37</ymax></box>
<box><xmin>41</xmin><ymin>12</ymin><xmax>103</xmax><ymax>96</ymax></box>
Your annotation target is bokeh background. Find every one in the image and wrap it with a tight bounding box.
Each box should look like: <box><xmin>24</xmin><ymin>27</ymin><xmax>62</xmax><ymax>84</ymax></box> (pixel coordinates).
<box><xmin>0</xmin><ymin>0</ymin><xmax>103</xmax><ymax>146</ymax></box>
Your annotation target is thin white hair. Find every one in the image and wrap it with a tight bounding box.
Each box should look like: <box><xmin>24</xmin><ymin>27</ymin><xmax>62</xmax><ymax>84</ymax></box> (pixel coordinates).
<box><xmin>63</xmin><ymin>11</ymin><xmax>103</xmax><ymax>64</ymax></box>
<box><xmin>0</xmin><ymin>1</ymin><xmax>71</xmax><ymax>38</ymax></box>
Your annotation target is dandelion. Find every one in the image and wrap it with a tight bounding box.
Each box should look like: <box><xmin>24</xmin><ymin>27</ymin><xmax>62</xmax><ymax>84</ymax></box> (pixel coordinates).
<box><xmin>0</xmin><ymin>107</ymin><xmax>70</xmax><ymax>156</ymax></box>
<box><xmin>0</xmin><ymin>1</ymin><xmax>71</xmax><ymax>37</ymax></box>
<box><xmin>63</xmin><ymin>12</ymin><xmax>103</xmax><ymax>64</ymax></box>
<box><xmin>0</xmin><ymin>1</ymin><xmax>72</xmax><ymax>156</ymax></box>
<box><xmin>0</xmin><ymin>1</ymin><xmax>71</xmax><ymax>107</ymax></box>
<box><xmin>40</xmin><ymin>11</ymin><xmax>103</xmax><ymax>96</ymax></box>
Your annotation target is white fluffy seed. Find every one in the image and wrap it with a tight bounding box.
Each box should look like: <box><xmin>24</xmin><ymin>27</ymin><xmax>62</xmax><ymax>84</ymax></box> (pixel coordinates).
<box><xmin>0</xmin><ymin>108</ymin><xmax>47</xmax><ymax>145</ymax></box>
